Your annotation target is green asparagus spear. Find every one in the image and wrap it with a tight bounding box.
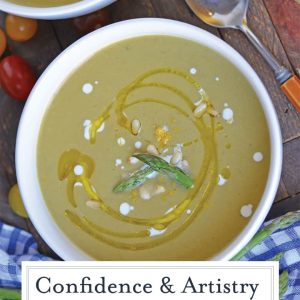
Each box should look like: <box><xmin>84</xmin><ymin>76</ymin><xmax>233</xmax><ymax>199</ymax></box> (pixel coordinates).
<box><xmin>268</xmin><ymin>253</ymin><xmax>288</xmax><ymax>299</ymax></box>
<box><xmin>0</xmin><ymin>288</ymin><xmax>21</xmax><ymax>300</ymax></box>
<box><xmin>232</xmin><ymin>211</ymin><xmax>300</xmax><ymax>261</ymax></box>
<box><xmin>113</xmin><ymin>166</ymin><xmax>153</xmax><ymax>193</ymax></box>
<box><xmin>133</xmin><ymin>154</ymin><xmax>194</xmax><ymax>189</ymax></box>
<box><xmin>269</xmin><ymin>252</ymin><xmax>284</xmax><ymax>262</ymax></box>
<box><xmin>279</xmin><ymin>270</ymin><xmax>288</xmax><ymax>299</ymax></box>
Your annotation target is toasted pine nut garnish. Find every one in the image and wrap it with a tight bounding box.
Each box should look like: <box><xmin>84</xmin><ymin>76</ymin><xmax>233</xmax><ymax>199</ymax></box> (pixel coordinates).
<box><xmin>147</xmin><ymin>144</ymin><xmax>159</xmax><ymax>155</ymax></box>
<box><xmin>117</xmin><ymin>137</ymin><xmax>126</xmax><ymax>146</ymax></box>
<box><xmin>194</xmin><ymin>99</ymin><xmax>203</xmax><ymax>106</ymax></box>
<box><xmin>171</xmin><ymin>151</ymin><xmax>183</xmax><ymax>165</ymax></box>
<box><xmin>154</xmin><ymin>185</ymin><xmax>166</xmax><ymax>195</ymax></box>
<box><xmin>193</xmin><ymin>103</ymin><xmax>207</xmax><ymax>118</ymax></box>
<box><xmin>131</xmin><ymin>119</ymin><xmax>141</xmax><ymax>135</ymax></box>
<box><xmin>139</xmin><ymin>184</ymin><xmax>166</xmax><ymax>200</ymax></box>
<box><xmin>86</xmin><ymin>200</ymin><xmax>100</xmax><ymax>210</ymax></box>
<box><xmin>139</xmin><ymin>185</ymin><xmax>151</xmax><ymax>200</ymax></box>
<box><xmin>129</xmin><ymin>156</ymin><xmax>139</xmax><ymax>165</ymax></box>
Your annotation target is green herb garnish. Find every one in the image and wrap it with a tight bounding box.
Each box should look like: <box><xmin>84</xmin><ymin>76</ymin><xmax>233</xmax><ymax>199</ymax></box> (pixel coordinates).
<box><xmin>113</xmin><ymin>166</ymin><xmax>153</xmax><ymax>193</ymax></box>
<box><xmin>113</xmin><ymin>154</ymin><xmax>194</xmax><ymax>193</ymax></box>
<box><xmin>133</xmin><ymin>154</ymin><xmax>194</xmax><ymax>189</ymax></box>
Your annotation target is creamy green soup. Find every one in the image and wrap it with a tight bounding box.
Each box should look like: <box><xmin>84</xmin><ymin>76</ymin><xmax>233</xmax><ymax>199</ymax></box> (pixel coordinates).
<box><xmin>6</xmin><ymin>0</ymin><xmax>80</xmax><ymax>7</ymax></box>
<box><xmin>37</xmin><ymin>35</ymin><xmax>270</xmax><ymax>260</ymax></box>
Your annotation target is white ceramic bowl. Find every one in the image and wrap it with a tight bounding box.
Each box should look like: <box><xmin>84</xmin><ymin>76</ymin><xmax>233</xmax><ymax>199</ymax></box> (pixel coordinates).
<box><xmin>0</xmin><ymin>0</ymin><xmax>116</xmax><ymax>19</ymax></box>
<box><xmin>16</xmin><ymin>18</ymin><xmax>282</xmax><ymax>261</ymax></box>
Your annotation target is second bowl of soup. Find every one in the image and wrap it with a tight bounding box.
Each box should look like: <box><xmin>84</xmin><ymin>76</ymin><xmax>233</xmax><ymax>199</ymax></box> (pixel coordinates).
<box><xmin>0</xmin><ymin>0</ymin><xmax>117</xmax><ymax>19</ymax></box>
<box><xmin>16</xmin><ymin>18</ymin><xmax>282</xmax><ymax>261</ymax></box>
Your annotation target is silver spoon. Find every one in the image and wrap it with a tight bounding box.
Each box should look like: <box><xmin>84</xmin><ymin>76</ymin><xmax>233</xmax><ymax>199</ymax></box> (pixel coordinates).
<box><xmin>186</xmin><ymin>0</ymin><xmax>300</xmax><ymax>111</ymax></box>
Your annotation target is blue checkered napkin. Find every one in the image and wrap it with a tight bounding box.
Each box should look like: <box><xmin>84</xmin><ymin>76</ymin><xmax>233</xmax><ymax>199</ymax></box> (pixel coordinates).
<box><xmin>0</xmin><ymin>221</ymin><xmax>52</xmax><ymax>289</ymax></box>
<box><xmin>241</xmin><ymin>219</ymin><xmax>300</xmax><ymax>300</ymax></box>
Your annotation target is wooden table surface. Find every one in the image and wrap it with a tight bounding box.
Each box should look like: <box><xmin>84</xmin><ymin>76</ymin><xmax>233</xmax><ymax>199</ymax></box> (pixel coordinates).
<box><xmin>0</xmin><ymin>0</ymin><xmax>299</xmax><ymax>258</ymax></box>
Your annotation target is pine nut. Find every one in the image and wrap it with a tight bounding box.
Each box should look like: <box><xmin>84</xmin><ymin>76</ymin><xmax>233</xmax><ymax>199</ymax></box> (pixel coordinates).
<box><xmin>86</xmin><ymin>200</ymin><xmax>100</xmax><ymax>210</ymax></box>
<box><xmin>193</xmin><ymin>103</ymin><xmax>207</xmax><ymax>118</ymax></box>
<box><xmin>139</xmin><ymin>184</ymin><xmax>166</xmax><ymax>200</ymax></box>
<box><xmin>117</xmin><ymin>137</ymin><xmax>126</xmax><ymax>146</ymax></box>
<box><xmin>129</xmin><ymin>157</ymin><xmax>139</xmax><ymax>165</ymax></box>
<box><xmin>139</xmin><ymin>186</ymin><xmax>151</xmax><ymax>200</ymax></box>
<box><xmin>131</xmin><ymin>119</ymin><xmax>141</xmax><ymax>135</ymax></box>
<box><xmin>154</xmin><ymin>185</ymin><xmax>166</xmax><ymax>195</ymax></box>
<box><xmin>194</xmin><ymin>100</ymin><xmax>202</xmax><ymax>106</ymax></box>
<box><xmin>147</xmin><ymin>144</ymin><xmax>159</xmax><ymax>155</ymax></box>
<box><xmin>171</xmin><ymin>151</ymin><xmax>182</xmax><ymax>165</ymax></box>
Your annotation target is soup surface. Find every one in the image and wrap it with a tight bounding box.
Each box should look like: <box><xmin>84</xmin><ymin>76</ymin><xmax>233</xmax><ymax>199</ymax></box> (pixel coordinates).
<box><xmin>6</xmin><ymin>0</ymin><xmax>80</xmax><ymax>7</ymax></box>
<box><xmin>37</xmin><ymin>35</ymin><xmax>270</xmax><ymax>260</ymax></box>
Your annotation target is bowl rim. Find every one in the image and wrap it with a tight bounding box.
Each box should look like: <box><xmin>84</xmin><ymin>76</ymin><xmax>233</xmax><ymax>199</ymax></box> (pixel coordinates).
<box><xmin>16</xmin><ymin>18</ymin><xmax>282</xmax><ymax>261</ymax></box>
<box><xmin>0</xmin><ymin>0</ymin><xmax>116</xmax><ymax>19</ymax></box>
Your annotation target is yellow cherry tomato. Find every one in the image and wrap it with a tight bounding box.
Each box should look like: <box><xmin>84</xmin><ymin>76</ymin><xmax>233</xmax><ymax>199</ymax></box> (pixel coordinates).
<box><xmin>8</xmin><ymin>184</ymin><xmax>28</xmax><ymax>218</ymax></box>
<box><xmin>0</xmin><ymin>28</ymin><xmax>7</xmax><ymax>57</ymax></box>
<box><xmin>5</xmin><ymin>14</ymin><xmax>38</xmax><ymax>42</ymax></box>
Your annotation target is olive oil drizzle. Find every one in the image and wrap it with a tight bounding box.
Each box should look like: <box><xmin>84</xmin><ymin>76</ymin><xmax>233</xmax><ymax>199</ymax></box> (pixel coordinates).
<box><xmin>89</xmin><ymin>103</ymin><xmax>113</xmax><ymax>144</ymax></box>
<box><xmin>66</xmin><ymin>211</ymin><xmax>150</xmax><ymax>239</ymax></box>
<box><xmin>59</xmin><ymin>68</ymin><xmax>218</xmax><ymax>250</ymax></box>
<box><xmin>66</xmin><ymin>148</ymin><xmax>217</xmax><ymax>251</ymax></box>
<box><xmin>61</xmin><ymin>103</ymin><xmax>209</xmax><ymax>226</ymax></box>
<box><xmin>115</xmin><ymin>68</ymin><xmax>201</xmax><ymax>131</ymax></box>
<box><xmin>80</xmin><ymin>174</ymin><xmax>193</xmax><ymax>227</ymax></box>
<box><xmin>126</xmin><ymin>98</ymin><xmax>190</xmax><ymax>117</ymax></box>
<box><xmin>60</xmin><ymin>102</ymin><xmax>204</xmax><ymax>227</ymax></box>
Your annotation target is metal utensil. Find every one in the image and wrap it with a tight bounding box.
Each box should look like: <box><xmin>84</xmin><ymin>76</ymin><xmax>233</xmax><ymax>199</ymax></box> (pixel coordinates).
<box><xmin>186</xmin><ymin>0</ymin><xmax>300</xmax><ymax>111</ymax></box>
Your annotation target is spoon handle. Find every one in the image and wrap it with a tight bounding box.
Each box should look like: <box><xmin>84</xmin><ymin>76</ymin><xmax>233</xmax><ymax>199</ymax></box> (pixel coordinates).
<box><xmin>239</xmin><ymin>23</ymin><xmax>300</xmax><ymax>112</ymax></box>
<box><xmin>281</xmin><ymin>76</ymin><xmax>300</xmax><ymax>112</ymax></box>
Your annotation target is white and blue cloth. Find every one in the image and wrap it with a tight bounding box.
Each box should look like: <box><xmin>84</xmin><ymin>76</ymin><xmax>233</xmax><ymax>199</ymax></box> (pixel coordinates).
<box><xmin>0</xmin><ymin>217</ymin><xmax>300</xmax><ymax>299</ymax></box>
<box><xmin>241</xmin><ymin>217</ymin><xmax>300</xmax><ymax>299</ymax></box>
<box><xmin>0</xmin><ymin>222</ymin><xmax>51</xmax><ymax>289</ymax></box>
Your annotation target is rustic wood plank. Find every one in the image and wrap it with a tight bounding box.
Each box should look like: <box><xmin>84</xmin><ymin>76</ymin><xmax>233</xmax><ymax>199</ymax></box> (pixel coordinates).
<box><xmin>219</xmin><ymin>0</ymin><xmax>300</xmax><ymax>142</ymax></box>
<box><xmin>281</xmin><ymin>137</ymin><xmax>300</xmax><ymax>196</ymax></box>
<box><xmin>274</xmin><ymin>137</ymin><xmax>300</xmax><ymax>202</ymax></box>
<box><xmin>50</xmin><ymin>19</ymin><xmax>81</xmax><ymax>49</ymax></box>
<box><xmin>264</xmin><ymin>0</ymin><xmax>300</xmax><ymax>76</ymax></box>
<box><xmin>267</xmin><ymin>193</ymin><xmax>300</xmax><ymax>220</ymax></box>
<box><xmin>274</xmin><ymin>179</ymin><xmax>289</xmax><ymax>202</ymax></box>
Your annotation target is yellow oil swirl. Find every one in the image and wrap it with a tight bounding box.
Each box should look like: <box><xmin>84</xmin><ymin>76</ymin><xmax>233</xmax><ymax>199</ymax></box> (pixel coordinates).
<box><xmin>58</xmin><ymin>68</ymin><xmax>218</xmax><ymax>250</ymax></box>
<box><xmin>89</xmin><ymin>103</ymin><xmax>112</xmax><ymax>144</ymax></box>
<box><xmin>58</xmin><ymin>149</ymin><xmax>94</xmax><ymax>207</ymax></box>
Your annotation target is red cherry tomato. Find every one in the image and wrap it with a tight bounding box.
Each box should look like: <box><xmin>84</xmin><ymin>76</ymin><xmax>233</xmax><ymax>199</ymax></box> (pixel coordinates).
<box><xmin>72</xmin><ymin>8</ymin><xmax>110</xmax><ymax>33</ymax></box>
<box><xmin>0</xmin><ymin>55</ymin><xmax>36</xmax><ymax>101</ymax></box>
